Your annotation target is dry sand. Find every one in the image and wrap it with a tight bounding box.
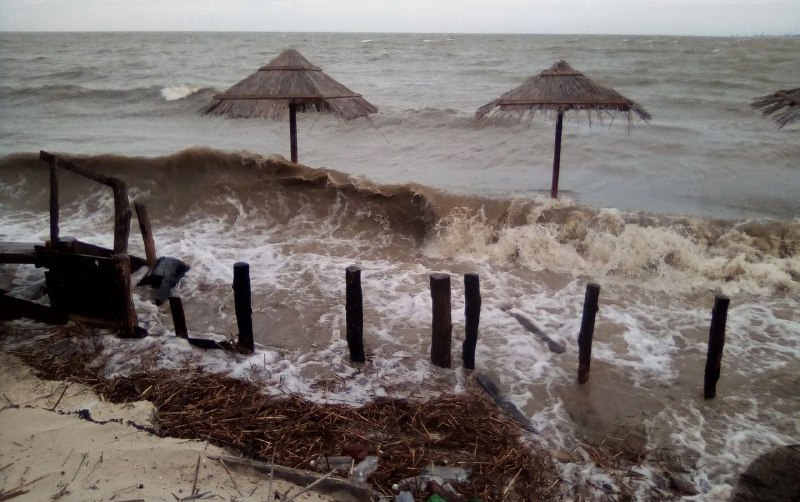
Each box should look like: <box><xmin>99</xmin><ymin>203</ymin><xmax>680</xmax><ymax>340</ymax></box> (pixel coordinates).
<box><xmin>0</xmin><ymin>351</ymin><xmax>339</xmax><ymax>502</ymax></box>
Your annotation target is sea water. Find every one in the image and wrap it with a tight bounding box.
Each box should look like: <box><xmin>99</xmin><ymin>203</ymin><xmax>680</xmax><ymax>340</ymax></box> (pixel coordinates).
<box><xmin>0</xmin><ymin>32</ymin><xmax>798</xmax><ymax>500</ymax></box>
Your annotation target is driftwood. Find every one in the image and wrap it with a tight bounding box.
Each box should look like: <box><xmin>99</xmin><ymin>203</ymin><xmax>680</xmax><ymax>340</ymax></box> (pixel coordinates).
<box><xmin>212</xmin><ymin>455</ymin><xmax>373</xmax><ymax>502</ymax></box>
<box><xmin>504</xmin><ymin>308</ymin><xmax>566</xmax><ymax>353</ymax></box>
<box><xmin>475</xmin><ymin>373</ymin><xmax>536</xmax><ymax>432</ymax></box>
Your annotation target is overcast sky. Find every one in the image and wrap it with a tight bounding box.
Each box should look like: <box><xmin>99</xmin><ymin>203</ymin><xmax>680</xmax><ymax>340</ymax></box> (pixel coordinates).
<box><xmin>0</xmin><ymin>0</ymin><xmax>798</xmax><ymax>36</ymax></box>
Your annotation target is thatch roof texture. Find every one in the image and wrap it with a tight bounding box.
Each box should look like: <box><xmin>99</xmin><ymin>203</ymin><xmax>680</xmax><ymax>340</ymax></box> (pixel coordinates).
<box><xmin>751</xmin><ymin>87</ymin><xmax>800</xmax><ymax>128</ymax></box>
<box><xmin>201</xmin><ymin>49</ymin><xmax>377</xmax><ymax>121</ymax></box>
<box><xmin>475</xmin><ymin>60</ymin><xmax>651</xmax><ymax>122</ymax></box>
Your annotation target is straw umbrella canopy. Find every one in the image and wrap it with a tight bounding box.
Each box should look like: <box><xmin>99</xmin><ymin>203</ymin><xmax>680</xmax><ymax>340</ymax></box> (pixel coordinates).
<box><xmin>201</xmin><ymin>48</ymin><xmax>377</xmax><ymax>163</ymax></box>
<box><xmin>475</xmin><ymin>60</ymin><xmax>651</xmax><ymax>198</ymax></box>
<box><xmin>751</xmin><ymin>87</ymin><xmax>800</xmax><ymax>128</ymax></box>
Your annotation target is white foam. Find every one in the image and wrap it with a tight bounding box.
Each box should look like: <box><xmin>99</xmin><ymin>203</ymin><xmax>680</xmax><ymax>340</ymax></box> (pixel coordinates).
<box><xmin>160</xmin><ymin>84</ymin><xmax>201</xmax><ymax>101</ymax></box>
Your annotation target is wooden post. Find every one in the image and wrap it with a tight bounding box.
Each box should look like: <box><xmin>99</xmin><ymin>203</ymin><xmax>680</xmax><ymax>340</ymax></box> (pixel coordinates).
<box><xmin>111</xmin><ymin>180</ymin><xmax>131</xmax><ymax>255</ymax></box>
<box><xmin>289</xmin><ymin>103</ymin><xmax>298</xmax><ymax>163</ymax></box>
<box><xmin>169</xmin><ymin>296</ymin><xmax>188</xmax><ymax>339</ymax></box>
<box><xmin>550</xmin><ymin>111</ymin><xmax>564</xmax><ymax>199</ymax></box>
<box><xmin>233</xmin><ymin>262</ymin><xmax>254</xmax><ymax>352</ymax></box>
<box><xmin>430</xmin><ymin>273</ymin><xmax>452</xmax><ymax>368</ymax></box>
<box><xmin>704</xmin><ymin>294</ymin><xmax>730</xmax><ymax>399</ymax></box>
<box><xmin>577</xmin><ymin>282</ymin><xmax>600</xmax><ymax>384</ymax></box>
<box><xmin>112</xmin><ymin>253</ymin><xmax>138</xmax><ymax>337</ymax></box>
<box><xmin>462</xmin><ymin>273</ymin><xmax>480</xmax><ymax>370</ymax></box>
<box><xmin>345</xmin><ymin>265</ymin><xmax>365</xmax><ymax>363</ymax></box>
<box><xmin>133</xmin><ymin>200</ymin><xmax>157</xmax><ymax>267</ymax></box>
<box><xmin>49</xmin><ymin>157</ymin><xmax>59</xmax><ymax>244</ymax></box>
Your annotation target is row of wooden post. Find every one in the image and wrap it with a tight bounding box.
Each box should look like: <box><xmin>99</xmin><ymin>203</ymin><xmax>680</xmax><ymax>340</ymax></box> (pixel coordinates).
<box><xmin>346</xmin><ymin>267</ymin><xmax>730</xmax><ymax>399</ymax></box>
<box><xmin>576</xmin><ymin>283</ymin><xmax>730</xmax><ymax>399</ymax></box>
<box><xmin>191</xmin><ymin>261</ymin><xmax>730</xmax><ymax>400</ymax></box>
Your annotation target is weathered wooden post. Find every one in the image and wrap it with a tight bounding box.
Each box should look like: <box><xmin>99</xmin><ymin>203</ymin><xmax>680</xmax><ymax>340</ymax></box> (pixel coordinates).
<box><xmin>704</xmin><ymin>294</ymin><xmax>730</xmax><ymax>399</ymax></box>
<box><xmin>133</xmin><ymin>199</ymin><xmax>157</xmax><ymax>267</ymax></box>
<box><xmin>550</xmin><ymin>111</ymin><xmax>564</xmax><ymax>199</ymax></box>
<box><xmin>345</xmin><ymin>265</ymin><xmax>365</xmax><ymax>363</ymax></box>
<box><xmin>111</xmin><ymin>180</ymin><xmax>131</xmax><ymax>255</ymax></box>
<box><xmin>49</xmin><ymin>157</ymin><xmax>59</xmax><ymax>244</ymax></box>
<box><xmin>577</xmin><ymin>282</ymin><xmax>601</xmax><ymax>384</ymax></box>
<box><xmin>430</xmin><ymin>273</ymin><xmax>452</xmax><ymax>368</ymax></box>
<box><xmin>462</xmin><ymin>273</ymin><xmax>480</xmax><ymax>370</ymax></box>
<box><xmin>233</xmin><ymin>262</ymin><xmax>254</xmax><ymax>352</ymax></box>
<box><xmin>113</xmin><ymin>253</ymin><xmax>138</xmax><ymax>338</ymax></box>
<box><xmin>169</xmin><ymin>296</ymin><xmax>188</xmax><ymax>339</ymax></box>
<box><xmin>289</xmin><ymin>103</ymin><xmax>298</xmax><ymax>163</ymax></box>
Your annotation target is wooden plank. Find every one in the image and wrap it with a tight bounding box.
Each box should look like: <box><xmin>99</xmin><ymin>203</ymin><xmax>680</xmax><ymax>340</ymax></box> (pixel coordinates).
<box><xmin>0</xmin><ymin>242</ymin><xmax>37</xmax><ymax>264</ymax></box>
<box><xmin>0</xmin><ymin>292</ymin><xmax>68</xmax><ymax>324</ymax></box>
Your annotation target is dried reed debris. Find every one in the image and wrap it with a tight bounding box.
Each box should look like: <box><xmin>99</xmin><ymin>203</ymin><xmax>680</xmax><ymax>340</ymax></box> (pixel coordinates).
<box><xmin>9</xmin><ymin>346</ymin><xmax>558</xmax><ymax>501</ymax></box>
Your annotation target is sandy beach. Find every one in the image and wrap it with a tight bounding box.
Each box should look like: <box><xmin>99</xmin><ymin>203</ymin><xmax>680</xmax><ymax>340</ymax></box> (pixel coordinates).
<box><xmin>0</xmin><ymin>350</ymin><xmax>347</xmax><ymax>502</ymax></box>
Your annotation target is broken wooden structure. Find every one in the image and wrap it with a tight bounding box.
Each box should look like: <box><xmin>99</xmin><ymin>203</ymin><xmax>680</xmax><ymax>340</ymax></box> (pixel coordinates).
<box><xmin>0</xmin><ymin>150</ymin><xmax>187</xmax><ymax>337</ymax></box>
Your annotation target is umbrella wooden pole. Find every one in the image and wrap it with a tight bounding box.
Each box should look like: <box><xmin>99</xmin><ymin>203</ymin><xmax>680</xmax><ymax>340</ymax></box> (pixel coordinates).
<box><xmin>289</xmin><ymin>103</ymin><xmax>298</xmax><ymax>163</ymax></box>
<box><xmin>550</xmin><ymin>111</ymin><xmax>564</xmax><ymax>198</ymax></box>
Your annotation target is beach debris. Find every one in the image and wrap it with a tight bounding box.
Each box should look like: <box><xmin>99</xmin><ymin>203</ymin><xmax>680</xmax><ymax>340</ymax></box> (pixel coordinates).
<box><xmin>137</xmin><ymin>256</ymin><xmax>190</xmax><ymax>306</ymax></box>
<box><xmin>395</xmin><ymin>491</ymin><xmax>414</xmax><ymax>502</ymax></box>
<box><xmin>11</xmin><ymin>345</ymin><xmax>559</xmax><ymax>501</ymax></box>
<box><xmin>310</xmin><ymin>454</ymin><xmax>354</xmax><ymax>473</ymax></box>
<box><xmin>349</xmin><ymin>455</ymin><xmax>379</xmax><ymax>483</ymax></box>
<box><xmin>504</xmin><ymin>308</ymin><xmax>565</xmax><ymax>353</ymax></box>
<box><xmin>474</xmin><ymin>373</ymin><xmax>536</xmax><ymax>432</ymax></box>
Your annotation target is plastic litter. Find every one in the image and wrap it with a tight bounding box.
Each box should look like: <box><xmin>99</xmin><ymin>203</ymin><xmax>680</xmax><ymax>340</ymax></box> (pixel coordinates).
<box><xmin>424</xmin><ymin>465</ymin><xmax>471</xmax><ymax>483</ymax></box>
<box><xmin>310</xmin><ymin>454</ymin><xmax>353</xmax><ymax>472</ymax></box>
<box><xmin>395</xmin><ymin>491</ymin><xmax>414</xmax><ymax>502</ymax></box>
<box><xmin>350</xmin><ymin>455</ymin><xmax>379</xmax><ymax>483</ymax></box>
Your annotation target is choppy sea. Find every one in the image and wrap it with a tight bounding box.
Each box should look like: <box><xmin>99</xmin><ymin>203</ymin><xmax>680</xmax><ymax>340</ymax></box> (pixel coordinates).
<box><xmin>1</xmin><ymin>32</ymin><xmax>798</xmax><ymax>500</ymax></box>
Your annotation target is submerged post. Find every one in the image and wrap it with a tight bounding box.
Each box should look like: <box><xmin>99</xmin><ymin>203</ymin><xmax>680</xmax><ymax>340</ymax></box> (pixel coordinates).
<box><xmin>430</xmin><ymin>273</ymin><xmax>452</xmax><ymax>368</ymax></box>
<box><xmin>551</xmin><ymin>111</ymin><xmax>564</xmax><ymax>199</ymax></box>
<box><xmin>133</xmin><ymin>200</ymin><xmax>157</xmax><ymax>267</ymax></box>
<box><xmin>233</xmin><ymin>262</ymin><xmax>254</xmax><ymax>352</ymax></box>
<box><xmin>577</xmin><ymin>282</ymin><xmax>601</xmax><ymax>384</ymax></box>
<box><xmin>462</xmin><ymin>273</ymin><xmax>481</xmax><ymax>370</ymax></box>
<box><xmin>169</xmin><ymin>296</ymin><xmax>188</xmax><ymax>339</ymax></box>
<box><xmin>345</xmin><ymin>265</ymin><xmax>365</xmax><ymax>363</ymax></box>
<box><xmin>289</xmin><ymin>103</ymin><xmax>298</xmax><ymax>163</ymax></box>
<box><xmin>49</xmin><ymin>157</ymin><xmax>59</xmax><ymax>244</ymax></box>
<box><xmin>704</xmin><ymin>294</ymin><xmax>730</xmax><ymax>399</ymax></box>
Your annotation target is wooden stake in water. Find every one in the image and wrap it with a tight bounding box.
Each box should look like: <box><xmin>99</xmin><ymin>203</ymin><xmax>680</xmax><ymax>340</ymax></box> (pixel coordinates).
<box><xmin>168</xmin><ymin>296</ymin><xmax>188</xmax><ymax>339</ymax></box>
<box><xmin>462</xmin><ymin>273</ymin><xmax>481</xmax><ymax>370</ymax></box>
<box><xmin>345</xmin><ymin>265</ymin><xmax>365</xmax><ymax>363</ymax></box>
<box><xmin>233</xmin><ymin>262</ymin><xmax>254</xmax><ymax>352</ymax></box>
<box><xmin>430</xmin><ymin>273</ymin><xmax>452</xmax><ymax>368</ymax></box>
<box><xmin>577</xmin><ymin>282</ymin><xmax>601</xmax><ymax>384</ymax></box>
<box><xmin>704</xmin><ymin>294</ymin><xmax>730</xmax><ymax>399</ymax></box>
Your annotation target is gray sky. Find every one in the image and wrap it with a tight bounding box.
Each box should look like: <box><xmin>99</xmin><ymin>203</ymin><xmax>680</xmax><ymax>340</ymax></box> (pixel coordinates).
<box><xmin>0</xmin><ymin>0</ymin><xmax>798</xmax><ymax>36</ymax></box>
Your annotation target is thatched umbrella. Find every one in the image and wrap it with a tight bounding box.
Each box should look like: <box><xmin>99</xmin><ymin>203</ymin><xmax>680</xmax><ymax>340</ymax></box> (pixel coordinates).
<box><xmin>201</xmin><ymin>48</ymin><xmax>377</xmax><ymax>163</ymax></box>
<box><xmin>475</xmin><ymin>60</ymin><xmax>651</xmax><ymax>198</ymax></box>
<box><xmin>751</xmin><ymin>88</ymin><xmax>800</xmax><ymax>128</ymax></box>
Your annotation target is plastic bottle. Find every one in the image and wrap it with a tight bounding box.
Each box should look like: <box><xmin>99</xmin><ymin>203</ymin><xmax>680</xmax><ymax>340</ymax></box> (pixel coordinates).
<box><xmin>310</xmin><ymin>454</ymin><xmax>352</xmax><ymax>472</ymax></box>
<box><xmin>349</xmin><ymin>455</ymin><xmax>379</xmax><ymax>483</ymax></box>
<box><xmin>395</xmin><ymin>492</ymin><xmax>414</xmax><ymax>502</ymax></box>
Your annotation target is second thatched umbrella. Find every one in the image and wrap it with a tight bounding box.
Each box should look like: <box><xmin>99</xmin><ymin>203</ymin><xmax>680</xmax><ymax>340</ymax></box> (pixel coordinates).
<box><xmin>202</xmin><ymin>48</ymin><xmax>377</xmax><ymax>163</ymax></box>
<box><xmin>751</xmin><ymin>87</ymin><xmax>800</xmax><ymax>129</ymax></box>
<box><xmin>475</xmin><ymin>60</ymin><xmax>651</xmax><ymax>198</ymax></box>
